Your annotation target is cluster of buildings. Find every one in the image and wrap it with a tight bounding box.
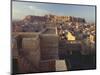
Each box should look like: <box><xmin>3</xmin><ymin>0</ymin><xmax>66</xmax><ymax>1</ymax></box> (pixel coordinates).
<box><xmin>12</xmin><ymin>14</ymin><xmax>85</xmax><ymax>32</ymax></box>
<box><xmin>12</xmin><ymin>14</ymin><xmax>96</xmax><ymax>74</ymax></box>
<box><xmin>12</xmin><ymin>14</ymin><xmax>95</xmax><ymax>49</ymax></box>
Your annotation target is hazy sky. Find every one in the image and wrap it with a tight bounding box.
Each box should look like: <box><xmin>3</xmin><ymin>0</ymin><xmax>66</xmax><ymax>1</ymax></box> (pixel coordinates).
<box><xmin>12</xmin><ymin>1</ymin><xmax>96</xmax><ymax>23</ymax></box>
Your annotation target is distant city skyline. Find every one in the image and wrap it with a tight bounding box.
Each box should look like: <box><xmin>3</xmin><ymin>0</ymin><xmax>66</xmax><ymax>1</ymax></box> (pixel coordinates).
<box><xmin>12</xmin><ymin>1</ymin><xmax>96</xmax><ymax>23</ymax></box>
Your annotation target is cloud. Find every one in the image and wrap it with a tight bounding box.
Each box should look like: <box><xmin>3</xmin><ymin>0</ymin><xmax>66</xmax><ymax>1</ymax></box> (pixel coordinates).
<box><xmin>28</xmin><ymin>6</ymin><xmax>33</xmax><ymax>10</ymax></box>
<box><xmin>27</xmin><ymin>5</ymin><xmax>52</xmax><ymax>16</ymax></box>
